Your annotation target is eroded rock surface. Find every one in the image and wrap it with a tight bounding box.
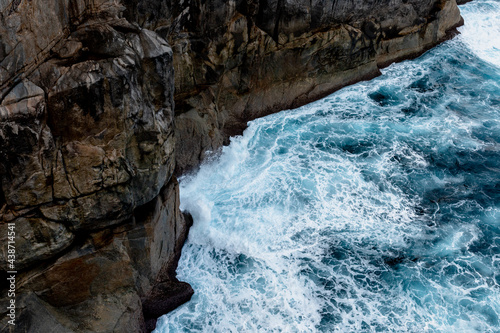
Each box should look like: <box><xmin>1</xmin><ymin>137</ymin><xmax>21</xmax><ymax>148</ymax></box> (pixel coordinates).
<box><xmin>0</xmin><ymin>0</ymin><xmax>463</xmax><ymax>331</ymax></box>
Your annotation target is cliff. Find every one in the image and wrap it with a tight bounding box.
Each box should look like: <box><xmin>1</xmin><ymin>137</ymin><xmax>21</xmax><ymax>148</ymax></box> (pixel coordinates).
<box><xmin>0</xmin><ymin>1</ymin><xmax>191</xmax><ymax>331</ymax></box>
<box><xmin>122</xmin><ymin>0</ymin><xmax>463</xmax><ymax>173</ymax></box>
<box><xmin>0</xmin><ymin>0</ymin><xmax>462</xmax><ymax>332</ymax></box>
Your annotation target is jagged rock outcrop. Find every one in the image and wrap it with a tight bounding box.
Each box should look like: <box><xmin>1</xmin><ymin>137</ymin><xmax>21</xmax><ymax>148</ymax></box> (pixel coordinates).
<box><xmin>0</xmin><ymin>0</ymin><xmax>463</xmax><ymax>331</ymax></box>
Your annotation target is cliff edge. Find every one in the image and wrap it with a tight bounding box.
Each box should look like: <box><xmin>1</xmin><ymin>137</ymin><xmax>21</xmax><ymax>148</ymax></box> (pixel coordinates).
<box><xmin>0</xmin><ymin>0</ymin><xmax>462</xmax><ymax>332</ymax></box>
<box><xmin>123</xmin><ymin>0</ymin><xmax>462</xmax><ymax>173</ymax></box>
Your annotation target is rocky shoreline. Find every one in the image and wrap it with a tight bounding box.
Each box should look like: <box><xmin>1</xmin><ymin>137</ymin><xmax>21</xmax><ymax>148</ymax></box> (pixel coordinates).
<box><xmin>0</xmin><ymin>0</ymin><xmax>462</xmax><ymax>331</ymax></box>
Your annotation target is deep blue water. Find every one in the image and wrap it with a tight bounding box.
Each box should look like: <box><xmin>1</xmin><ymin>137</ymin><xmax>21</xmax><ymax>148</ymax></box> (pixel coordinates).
<box><xmin>156</xmin><ymin>1</ymin><xmax>500</xmax><ymax>332</ymax></box>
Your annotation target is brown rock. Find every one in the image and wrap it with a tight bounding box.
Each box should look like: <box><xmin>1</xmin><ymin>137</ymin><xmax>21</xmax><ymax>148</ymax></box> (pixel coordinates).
<box><xmin>0</xmin><ymin>177</ymin><xmax>190</xmax><ymax>332</ymax></box>
<box><xmin>0</xmin><ymin>217</ymin><xmax>74</xmax><ymax>271</ymax></box>
<box><xmin>0</xmin><ymin>1</ymin><xmax>188</xmax><ymax>331</ymax></box>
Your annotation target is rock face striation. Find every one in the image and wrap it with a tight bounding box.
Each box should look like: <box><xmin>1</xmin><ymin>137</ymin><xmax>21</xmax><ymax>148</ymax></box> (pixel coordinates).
<box><xmin>0</xmin><ymin>0</ymin><xmax>462</xmax><ymax>331</ymax></box>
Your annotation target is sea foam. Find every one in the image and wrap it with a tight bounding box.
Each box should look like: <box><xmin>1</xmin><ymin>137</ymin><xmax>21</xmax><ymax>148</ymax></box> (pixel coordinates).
<box><xmin>155</xmin><ymin>1</ymin><xmax>500</xmax><ymax>332</ymax></box>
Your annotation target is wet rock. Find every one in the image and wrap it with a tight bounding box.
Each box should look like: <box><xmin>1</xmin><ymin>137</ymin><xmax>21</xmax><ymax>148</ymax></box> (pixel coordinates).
<box><xmin>142</xmin><ymin>281</ymin><xmax>194</xmax><ymax>331</ymax></box>
<box><xmin>0</xmin><ymin>177</ymin><xmax>190</xmax><ymax>332</ymax></box>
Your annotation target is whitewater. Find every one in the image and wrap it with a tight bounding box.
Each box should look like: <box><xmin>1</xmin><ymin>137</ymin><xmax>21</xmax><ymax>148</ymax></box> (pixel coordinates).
<box><xmin>156</xmin><ymin>1</ymin><xmax>500</xmax><ymax>332</ymax></box>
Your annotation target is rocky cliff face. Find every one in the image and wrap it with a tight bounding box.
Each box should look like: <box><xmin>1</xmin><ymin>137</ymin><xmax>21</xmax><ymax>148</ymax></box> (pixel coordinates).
<box><xmin>0</xmin><ymin>1</ymin><xmax>191</xmax><ymax>332</ymax></box>
<box><xmin>0</xmin><ymin>0</ymin><xmax>462</xmax><ymax>331</ymax></box>
<box><xmin>122</xmin><ymin>0</ymin><xmax>462</xmax><ymax>174</ymax></box>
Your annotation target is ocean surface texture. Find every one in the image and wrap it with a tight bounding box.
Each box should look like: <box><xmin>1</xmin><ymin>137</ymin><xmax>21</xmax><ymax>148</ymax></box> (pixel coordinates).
<box><xmin>156</xmin><ymin>1</ymin><xmax>500</xmax><ymax>332</ymax></box>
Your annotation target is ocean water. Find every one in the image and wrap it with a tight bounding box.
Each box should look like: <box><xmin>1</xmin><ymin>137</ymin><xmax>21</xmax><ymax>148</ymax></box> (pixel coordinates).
<box><xmin>156</xmin><ymin>1</ymin><xmax>500</xmax><ymax>332</ymax></box>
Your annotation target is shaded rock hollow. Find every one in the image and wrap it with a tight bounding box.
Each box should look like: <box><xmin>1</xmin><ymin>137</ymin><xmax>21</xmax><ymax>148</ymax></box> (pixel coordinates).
<box><xmin>0</xmin><ymin>0</ymin><xmax>462</xmax><ymax>331</ymax></box>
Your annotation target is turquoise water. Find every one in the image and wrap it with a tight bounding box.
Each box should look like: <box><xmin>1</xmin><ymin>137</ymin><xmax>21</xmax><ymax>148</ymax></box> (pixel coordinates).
<box><xmin>156</xmin><ymin>1</ymin><xmax>500</xmax><ymax>332</ymax></box>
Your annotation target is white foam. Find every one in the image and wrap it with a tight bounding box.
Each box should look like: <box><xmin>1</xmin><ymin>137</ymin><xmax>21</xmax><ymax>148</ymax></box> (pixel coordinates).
<box><xmin>156</xmin><ymin>98</ymin><xmax>435</xmax><ymax>332</ymax></box>
<box><xmin>459</xmin><ymin>0</ymin><xmax>500</xmax><ymax>68</ymax></box>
